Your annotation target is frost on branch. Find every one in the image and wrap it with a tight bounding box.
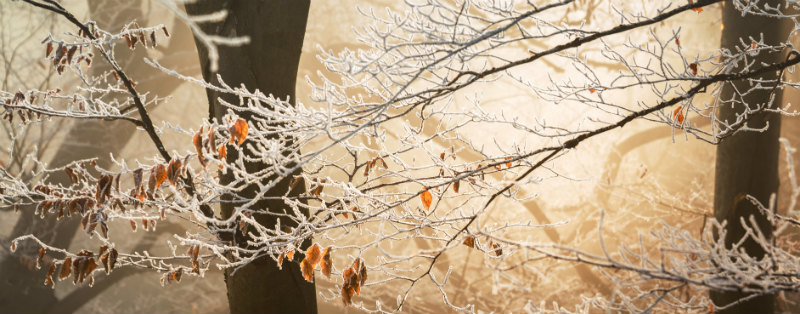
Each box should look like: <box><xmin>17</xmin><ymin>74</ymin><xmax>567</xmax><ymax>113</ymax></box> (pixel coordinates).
<box><xmin>4</xmin><ymin>0</ymin><xmax>800</xmax><ymax>313</ymax></box>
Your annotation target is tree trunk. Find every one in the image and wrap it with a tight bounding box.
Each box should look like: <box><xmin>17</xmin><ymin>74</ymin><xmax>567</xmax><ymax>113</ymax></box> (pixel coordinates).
<box><xmin>711</xmin><ymin>1</ymin><xmax>788</xmax><ymax>312</ymax></box>
<box><xmin>184</xmin><ymin>1</ymin><xmax>316</xmax><ymax>313</ymax></box>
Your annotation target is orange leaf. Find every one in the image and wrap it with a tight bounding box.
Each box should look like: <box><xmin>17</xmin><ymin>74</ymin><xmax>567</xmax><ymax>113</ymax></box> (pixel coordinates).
<box><xmin>58</xmin><ymin>258</ymin><xmax>71</xmax><ymax>281</ymax></box>
<box><xmin>301</xmin><ymin>259</ymin><xmax>314</xmax><ymax>282</ymax></box>
<box><xmin>306</xmin><ymin>243</ymin><xmax>322</xmax><ymax>266</ymax></box>
<box><xmin>320</xmin><ymin>247</ymin><xmax>332</xmax><ymax>278</ymax></box>
<box><xmin>453</xmin><ymin>180</ymin><xmax>460</xmax><ymax>193</ymax></box>
<box><xmin>505</xmin><ymin>157</ymin><xmax>512</xmax><ymax>168</ymax></box>
<box><xmin>193</xmin><ymin>128</ymin><xmax>205</xmax><ymax>167</ymax></box>
<box><xmin>676</xmin><ymin>37</ymin><xmax>681</xmax><ymax>48</ymax></box>
<box><xmin>589</xmin><ymin>88</ymin><xmax>596</xmax><ymax>93</ymax></box>
<box><xmin>154</xmin><ymin>164</ymin><xmax>167</xmax><ymax>189</ymax></box>
<box><xmin>229</xmin><ymin>118</ymin><xmax>248</xmax><ymax>146</ymax></box>
<box><xmin>166</xmin><ymin>159</ymin><xmax>181</xmax><ymax>185</ymax></box>
<box><xmin>463</xmin><ymin>236</ymin><xmax>475</xmax><ymax>248</ymax></box>
<box><xmin>420</xmin><ymin>188</ymin><xmax>433</xmax><ymax>211</ymax></box>
<box><xmin>277</xmin><ymin>252</ymin><xmax>285</xmax><ymax>269</ymax></box>
<box><xmin>217</xmin><ymin>144</ymin><xmax>227</xmax><ymax>161</ymax></box>
<box><xmin>672</xmin><ymin>106</ymin><xmax>685</xmax><ymax>124</ymax></box>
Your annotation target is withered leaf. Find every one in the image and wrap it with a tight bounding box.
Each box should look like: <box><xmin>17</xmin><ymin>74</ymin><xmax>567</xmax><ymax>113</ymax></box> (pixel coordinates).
<box><xmin>193</xmin><ymin>128</ymin><xmax>206</xmax><ymax>167</ymax></box>
<box><xmin>44</xmin><ymin>263</ymin><xmax>56</xmax><ymax>288</ymax></box>
<box><xmin>420</xmin><ymin>188</ymin><xmax>433</xmax><ymax>211</ymax></box>
<box><xmin>96</xmin><ymin>174</ymin><xmax>113</xmax><ymax>204</ymax></box>
<box><xmin>463</xmin><ymin>236</ymin><xmax>475</xmax><ymax>248</ymax></box>
<box><xmin>229</xmin><ymin>118</ymin><xmax>248</xmax><ymax>146</ymax></box>
<box><xmin>166</xmin><ymin>159</ymin><xmax>181</xmax><ymax>185</ymax></box>
<box><xmin>36</xmin><ymin>248</ymin><xmax>46</xmax><ymax>270</ymax></box>
<box><xmin>59</xmin><ymin>257</ymin><xmax>72</xmax><ymax>281</ymax></box>
<box><xmin>154</xmin><ymin>164</ymin><xmax>167</xmax><ymax>189</ymax></box>
<box><xmin>320</xmin><ymin>247</ymin><xmax>332</xmax><ymax>279</ymax></box>
<box><xmin>306</xmin><ymin>244</ymin><xmax>322</xmax><ymax>266</ymax></box>
<box><xmin>300</xmin><ymin>259</ymin><xmax>314</xmax><ymax>282</ymax></box>
<box><xmin>217</xmin><ymin>144</ymin><xmax>227</xmax><ymax>161</ymax></box>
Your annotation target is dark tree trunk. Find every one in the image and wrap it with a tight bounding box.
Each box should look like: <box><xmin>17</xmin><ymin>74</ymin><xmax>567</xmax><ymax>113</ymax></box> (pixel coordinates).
<box><xmin>0</xmin><ymin>2</ymin><xmax>194</xmax><ymax>312</ymax></box>
<box><xmin>711</xmin><ymin>1</ymin><xmax>788</xmax><ymax>312</ymax></box>
<box><xmin>184</xmin><ymin>1</ymin><xmax>316</xmax><ymax>313</ymax></box>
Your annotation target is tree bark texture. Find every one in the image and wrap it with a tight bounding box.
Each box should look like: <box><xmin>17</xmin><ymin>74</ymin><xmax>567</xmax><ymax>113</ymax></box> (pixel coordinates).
<box><xmin>711</xmin><ymin>1</ymin><xmax>789</xmax><ymax>312</ymax></box>
<box><xmin>185</xmin><ymin>1</ymin><xmax>316</xmax><ymax>313</ymax></box>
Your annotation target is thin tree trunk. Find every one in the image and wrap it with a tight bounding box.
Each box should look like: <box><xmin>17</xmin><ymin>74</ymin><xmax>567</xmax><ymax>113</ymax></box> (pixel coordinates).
<box><xmin>711</xmin><ymin>1</ymin><xmax>788</xmax><ymax>312</ymax></box>
<box><xmin>185</xmin><ymin>1</ymin><xmax>316</xmax><ymax>313</ymax></box>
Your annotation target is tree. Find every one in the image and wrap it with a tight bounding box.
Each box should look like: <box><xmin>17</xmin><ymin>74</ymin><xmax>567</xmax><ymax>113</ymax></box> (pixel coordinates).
<box><xmin>184</xmin><ymin>1</ymin><xmax>316</xmax><ymax>313</ymax></box>
<box><xmin>2</xmin><ymin>0</ymin><xmax>800</xmax><ymax>313</ymax></box>
<box><xmin>711</xmin><ymin>0</ymin><xmax>789</xmax><ymax>312</ymax></box>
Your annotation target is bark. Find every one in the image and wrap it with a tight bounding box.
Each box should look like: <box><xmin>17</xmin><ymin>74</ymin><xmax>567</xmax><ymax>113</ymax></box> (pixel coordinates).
<box><xmin>184</xmin><ymin>1</ymin><xmax>316</xmax><ymax>313</ymax></box>
<box><xmin>0</xmin><ymin>2</ymin><xmax>194</xmax><ymax>312</ymax></box>
<box><xmin>710</xmin><ymin>1</ymin><xmax>788</xmax><ymax>312</ymax></box>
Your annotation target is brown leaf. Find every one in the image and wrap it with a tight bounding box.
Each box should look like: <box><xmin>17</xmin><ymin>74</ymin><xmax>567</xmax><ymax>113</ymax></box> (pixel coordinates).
<box><xmin>154</xmin><ymin>164</ymin><xmax>167</xmax><ymax>189</ymax></box>
<box><xmin>453</xmin><ymin>180</ymin><xmax>460</xmax><ymax>193</ymax></box>
<box><xmin>132</xmin><ymin>168</ymin><xmax>144</xmax><ymax>201</ymax></box>
<box><xmin>286</xmin><ymin>250</ymin><xmax>295</xmax><ymax>261</ymax></box>
<box><xmin>108</xmin><ymin>248</ymin><xmax>118</xmax><ymax>271</ymax></box>
<box><xmin>36</xmin><ymin>248</ymin><xmax>46</xmax><ymax>270</ymax></box>
<box><xmin>463</xmin><ymin>236</ymin><xmax>475</xmax><ymax>248</ymax></box>
<box><xmin>193</xmin><ymin>128</ymin><xmax>206</xmax><ymax>167</ymax></box>
<box><xmin>306</xmin><ymin>243</ymin><xmax>322</xmax><ymax>266</ymax></box>
<box><xmin>229</xmin><ymin>118</ymin><xmax>248</xmax><ymax>146</ymax></box>
<box><xmin>320</xmin><ymin>247</ymin><xmax>332</xmax><ymax>279</ymax></box>
<box><xmin>166</xmin><ymin>159</ymin><xmax>181</xmax><ymax>185</ymax></box>
<box><xmin>277</xmin><ymin>252</ymin><xmax>285</xmax><ymax>270</ymax></box>
<box><xmin>217</xmin><ymin>144</ymin><xmax>227</xmax><ymax>161</ymax></box>
<box><xmin>44</xmin><ymin>263</ymin><xmax>56</xmax><ymax>288</ymax></box>
<box><xmin>689</xmin><ymin>63</ymin><xmax>698</xmax><ymax>76</ymax></box>
<box><xmin>300</xmin><ymin>259</ymin><xmax>314</xmax><ymax>282</ymax></box>
<box><xmin>420</xmin><ymin>188</ymin><xmax>433</xmax><ymax>211</ymax></box>
<box><xmin>59</xmin><ymin>257</ymin><xmax>72</xmax><ymax>281</ymax></box>
<box><xmin>96</xmin><ymin>174</ymin><xmax>114</xmax><ymax>204</ymax></box>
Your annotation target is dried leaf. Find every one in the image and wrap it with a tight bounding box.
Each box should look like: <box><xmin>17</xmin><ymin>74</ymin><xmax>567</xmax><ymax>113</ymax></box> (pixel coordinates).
<box><xmin>193</xmin><ymin>128</ymin><xmax>204</xmax><ymax>164</ymax></box>
<box><xmin>166</xmin><ymin>159</ymin><xmax>181</xmax><ymax>185</ymax></box>
<box><xmin>286</xmin><ymin>250</ymin><xmax>295</xmax><ymax>261</ymax></box>
<box><xmin>689</xmin><ymin>63</ymin><xmax>698</xmax><ymax>76</ymax></box>
<box><xmin>672</xmin><ymin>106</ymin><xmax>685</xmax><ymax>124</ymax></box>
<box><xmin>463</xmin><ymin>236</ymin><xmax>475</xmax><ymax>248</ymax></box>
<box><xmin>59</xmin><ymin>257</ymin><xmax>72</xmax><ymax>281</ymax></box>
<box><xmin>154</xmin><ymin>164</ymin><xmax>167</xmax><ymax>189</ymax></box>
<box><xmin>44</xmin><ymin>263</ymin><xmax>56</xmax><ymax>288</ymax></box>
<box><xmin>453</xmin><ymin>180</ymin><xmax>460</xmax><ymax>193</ymax></box>
<box><xmin>306</xmin><ymin>243</ymin><xmax>322</xmax><ymax>266</ymax></box>
<box><xmin>300</xmin><ymin>259</ymin><xmax>314</xmax><ymax>282</ymax></box>
<box><xmin>229</xmin><ymin>118</ymin><xmax>248</xmax><ymax>146</ymax></box>
<box><xmin>420</xmin><ymin>188</ymin><xmax>433</xmax><ymax>211</ymax></box>
<box><xmin>320</xmin><ymin>247</ymin><xmax>332</xmax><ymax>279</ymax></box>
<box><xmin>36</xmin><ymin>248</ymin><xmax>46</xmax><ymax>270</ymax></box>
<box><xmin>217</xmin><ymin>144</ymin><xmax>227</xmax><ymax>161</ymax></box>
